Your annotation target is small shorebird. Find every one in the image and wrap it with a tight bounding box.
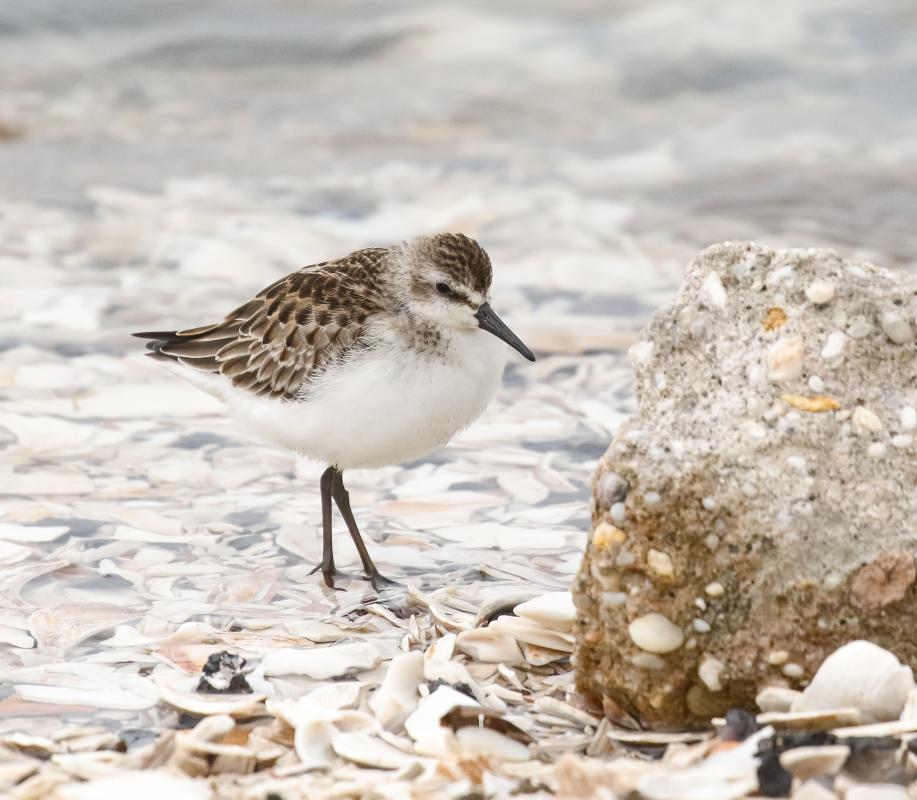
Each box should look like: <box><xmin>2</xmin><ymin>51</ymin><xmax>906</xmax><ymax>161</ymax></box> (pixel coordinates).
<box><xmin>135</xmin><ymin>233</ymin><xmax>535</xmax><ymax>590</ymax></box>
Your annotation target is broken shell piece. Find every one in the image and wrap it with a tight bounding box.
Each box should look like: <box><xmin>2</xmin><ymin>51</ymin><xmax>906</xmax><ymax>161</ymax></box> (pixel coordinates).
<box><xmin>766</xmin><ymin>336</ymin><xmax>804</xmax><ymax>382</ymax></box>
<box><xmin>155</xmin><ymin>673</ymin><xmax>266</xmax><ymax>718</ymax></box>
<box><xmin>791</xmin><ymin>640</ymin><xmax>914</xmax><ymax>722</ymax></box>
<box><xmin>781</xmin><ymin>394</ymin><xmax>840</xmax><ymax>412</ymax></box>
<box><xmin>513</xmin><ymin>591</ymin><xmax>576</xmax><ymax>633</ymax></box>
<box><xmin>261</xmin><ymin>642</ymin><xmax>381</xmax><ymax>680</ymax></box>
<box><xmin>29</xmin><ymin>605</ymin><xmax>141</xmax><ymax>650</ymax></box>
<box><xmin>440</xmin><ymin>705</ymin><xmax>534</xmax><ymax>745</ymax></box>
<box><xmin>757</xmin><ymin>708</ymin><xmax>861</xmax><ymax>730</ymax></box>
<box><xmin>779</xmin><ymin>744</ymin><xmax>849</xmax><ymax>781</ymax></box>
<box><xmin>424</xmin><ymin>633</ymin><xmax>457</xmax><ymax>664</ymax></box>
<box><xmin>487</xmin><ymin>615</ymin><xmax>574</xmax><ymax>653</ymax></box>
<box><xmin>454</xmin><ymin>726</ymin><xmax>531</xmax><ymax>762</ymax></box>
<box><xmin>331</xmin><ymin>731</ymin><xmax>417</xmax><ymax>769</ymax></box>
<box><xmin>520</xmin><ymin>641</ymin><xmax>569</xmax><ymax>666</ymax></box>
<box><xmin>404</xmin><ymin>686</ymin><xmax>479</xmax><ymax>757</ymax></box>
<box><xmin>474</xmin><ymin>593</ymin><xmax>539</xmax><ymax>626</ymax></box>
<box><xmin>440</xmin><ymin>706</ymin><xmax>533</xmax><ymax>762</ymax></box>
<box><xmin>756</xmin><ymin>687</ymin><xmax>803</xmax><ymax>713</ymax></box>
<box><xmin>456</xmin><ymin>628</ymin><xmax>524</xmax><ymax>664</ymax></box>
<box><xmin>369</xmin><ymin>651</ymin><xmax>424</xmax><ymax>731</ymax></box>
<box><xmin>292</xmin><ymin>719</ymin><xmax>335</xmax><ymax>769</ymax></box>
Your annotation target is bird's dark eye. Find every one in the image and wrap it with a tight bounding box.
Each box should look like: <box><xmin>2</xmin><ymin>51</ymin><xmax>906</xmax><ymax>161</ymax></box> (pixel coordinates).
<box><xmin>435</xmin><ymin>282</ymin><xmax>453</xmax><ymax>296</ymax></box>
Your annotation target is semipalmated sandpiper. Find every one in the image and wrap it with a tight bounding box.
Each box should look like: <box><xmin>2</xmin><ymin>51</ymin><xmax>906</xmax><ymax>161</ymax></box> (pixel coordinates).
<box><xmin>135</xmin><ymin>233</ymin><xmax>535</xmax><ymax>589</ymax></box>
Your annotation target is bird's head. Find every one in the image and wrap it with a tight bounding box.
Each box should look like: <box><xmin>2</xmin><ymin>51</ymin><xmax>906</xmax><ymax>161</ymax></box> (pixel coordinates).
<box><xmin>398</xmin><ymin>232</ymin><xmax>535</xmax><ymax>361</ymax></box>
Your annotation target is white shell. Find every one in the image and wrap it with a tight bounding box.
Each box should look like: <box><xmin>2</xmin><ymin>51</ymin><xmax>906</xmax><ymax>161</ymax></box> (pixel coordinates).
<box><xmin>513</xmin><ymin>591</ymin><xmax>576</xmax><ymax>633</ymax></box>
<box><xmin>369</xmin><ymin>651</ymin><xmax>424</xmax><ymax>730</ymax></box>
<box><xmin>791</xmin><ymin>640</ymin><xmax>915</xmax><ymax>722</ymax></box>
<box><xmin>261</xmin><ymin>642</ymin><xmax>381</xmax><ymax>680</ymax></box>
<box><xmin>453</xmin><ymin>726</ymin><xmax>530</xmax><ymax>762</ymax></box>
<box><xmin>293</xmin><ymin>718</ymin><xmax>336</xmax><ymax>768</ymax></box>
<box><xmin>331</xmin><ymin>730</ymin><xmax>417</xmax><ymax>769</ymax></box>
<box><xmin>627</xmin><ymin>613</ymin><xmax>684</xmax><ymax>654</ymax></box>
<box><xmin>404</xmin><ymin>686</ymin><xmax>479</xmax><ymax>757</ymax></box>
<box><xmin>755</xmin><ymin>686</ymin><xmax>802</xmax><ymax>713</ymax></box>
<box><xmin>154</xmin><ymin>673</ymin><xmax>266</xmax><ymax>718</ymax></box>
<box><xmin>487</xmin><ymin>615</ymin><xmax>574</xmax><ymax>653</ymax></box>
<box><xmin>779</xmin><ymin>744</ymin><xmax>849</xmax><ymax>780</ymax></box>
<box><xmin>456</xmin><ymin>628</ymin><xmax>524</xmax><ymax>664</ymax></box>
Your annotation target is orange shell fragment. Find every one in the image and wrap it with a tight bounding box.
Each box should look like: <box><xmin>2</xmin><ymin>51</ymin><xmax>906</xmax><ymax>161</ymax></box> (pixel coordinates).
<box><xmin>781</xmin><ymin>394</ymin><xmax>840</xmax><ymax>412</ymax></box>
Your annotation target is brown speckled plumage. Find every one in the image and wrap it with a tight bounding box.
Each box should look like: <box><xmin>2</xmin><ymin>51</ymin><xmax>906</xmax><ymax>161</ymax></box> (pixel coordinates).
<box><xmin>134</xmin><ymin>233</ymin><xmax>494</xmax><ymax>401</ymax></box>
<box><xmin>135</xmin><ymin>247</ymin><xmax>389</xmax><ymax>400</ymax></box>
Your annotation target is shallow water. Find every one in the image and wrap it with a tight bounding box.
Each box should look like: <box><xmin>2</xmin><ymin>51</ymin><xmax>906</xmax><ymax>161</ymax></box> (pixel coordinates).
<box><xmin>0</xmin><ymin>0</ymin><xmax>915</xmax><ymax>765</ymax></box>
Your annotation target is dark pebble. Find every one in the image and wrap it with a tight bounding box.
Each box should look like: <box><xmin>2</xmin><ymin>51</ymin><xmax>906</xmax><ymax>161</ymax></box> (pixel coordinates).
<box><xmin>757</xmin><ymin>752</ymin><xmax>793</xmax><ymax>797</ymax></box>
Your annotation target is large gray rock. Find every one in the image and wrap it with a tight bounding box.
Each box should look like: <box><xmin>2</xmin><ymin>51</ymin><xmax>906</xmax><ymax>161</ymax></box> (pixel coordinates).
<box><xmin>574</xmin><ymin>242</ymin><xmax>917</xmax><ymax>728</ymax></box>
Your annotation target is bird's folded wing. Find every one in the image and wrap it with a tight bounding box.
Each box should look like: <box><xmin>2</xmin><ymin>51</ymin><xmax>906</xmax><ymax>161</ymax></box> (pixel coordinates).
<box><xmin>134</xmin><ymin>250</ymin><xmax>388</xmax><ymax>399</ymax></box>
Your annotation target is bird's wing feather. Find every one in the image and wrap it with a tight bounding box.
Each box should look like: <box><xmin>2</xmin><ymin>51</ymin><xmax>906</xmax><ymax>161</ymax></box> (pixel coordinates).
<box><xmin>134</xmin><ymin>248</ymin><xmax>390</xmax><ymax>400</ymax></box>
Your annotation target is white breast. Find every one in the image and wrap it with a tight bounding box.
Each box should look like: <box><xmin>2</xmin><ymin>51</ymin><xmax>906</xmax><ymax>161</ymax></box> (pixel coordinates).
<box><xmin>221</xmin><ymin>327</ymin><xmax>508</xmax><ymax>469</ymax></box>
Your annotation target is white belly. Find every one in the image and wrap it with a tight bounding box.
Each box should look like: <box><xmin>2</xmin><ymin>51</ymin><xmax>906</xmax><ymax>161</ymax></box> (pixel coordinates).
<box><xmin>224</xmin><ymin>329</ymin><xmax>507</xmax><ymax>469</ymax></box>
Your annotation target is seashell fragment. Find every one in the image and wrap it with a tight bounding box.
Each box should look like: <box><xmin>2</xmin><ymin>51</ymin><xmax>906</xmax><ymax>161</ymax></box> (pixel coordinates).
<box><xmin>513</xmin><ymin>591</ymin><xmax>576</xmax><ymax>633</ymax></box>
<box><xmin>369</xmin><ymin>651</ymin><xmax>424</xmax><ymax>731</ymax></box>
<box><xmin>155</xmin><ymin>673</ymin><xmax>266</xmax><ymax>718</ymax></box>
<box><xmin>779</xmin><ymin>744</ymin><xmax>849</xmax><ymax>781</ymax></box>
<box><xmin>520</xmin><ymin>642</ymin><xmax>569</xmax><ymax>666</ymax></box>
<box><xmin>29</xmin><ymin>604</ymin><xmax>141</xmax><ymax>650</ymax></box>
<box><xmin>404</xmin><ymin>686</ymin><xmax>480</xmax><ymax>756</ymax></box>
<box><xmin>756</xmin><ymin>686</ymin><xmax>802</xmax><ymax>713</ymax></box>
<box><xmin>791</xmin><ymin>640</ymin><xmax>914</xmax><ymax>722</ymax></box>
<box><xmin>758</xmin><ymin>707</ymin><xmax>861</xmax><ymax>730</ymax></box>
<box><xmin>261</xmin><ymin>642</ymin><xmax>380</xmax><ymax>679</ymax></box>
<box><xmin>627</xmin><ymin>613</ymin><xmax>684</xmax><ymax>654</ymax></box>
<box><xmin>456</xmin><ymin>628</ymin><xmax>524</xmax><ymax>664</ymax></box>
<box><xmin>487</xmin><ymin>615</ymin><xmax>575</xmax><ymax>653</ymax></box>
<box><xmin>331</xmin><ymin>731</ymin><xmax>417</xmax><ymax>769</ymax></box>
<box><xmin>781</xmin><ymin>394</ymin><xmax>840</xmax><ymax>412</ymax></box>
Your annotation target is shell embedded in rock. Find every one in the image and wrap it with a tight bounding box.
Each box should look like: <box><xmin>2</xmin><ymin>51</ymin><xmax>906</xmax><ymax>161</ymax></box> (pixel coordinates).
<box><xmin>627</xmin><ymin>613</ymin><xmax>684</xmax><ymax>654</ymax></box>
<box><xmin>791</xmin><ymin>640</ymin><xmax>915</xmax><ymax>723</ymax></box>
<box><xmin>513</xmin><ymin>591</ymin><xmax>576</xmax><ymax>633</ymax></box>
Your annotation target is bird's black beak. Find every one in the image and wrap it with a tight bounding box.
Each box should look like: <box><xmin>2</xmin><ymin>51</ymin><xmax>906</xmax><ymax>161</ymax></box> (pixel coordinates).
<box><xmin>474</xmin><ymin>303</ymin><xmax>536</xmax><ymax>362</ymax></box>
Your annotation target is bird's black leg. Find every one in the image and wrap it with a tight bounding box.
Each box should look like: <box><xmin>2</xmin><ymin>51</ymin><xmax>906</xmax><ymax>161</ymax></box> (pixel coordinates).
<box><xmin>331</xmin><ymin>469</ymin><xmax>399</xmax><ymax>591</ymax></box>
<box><xmin>308</xmin><ymin>465</ymin><xmax>343</xmax><ymax>589</ymax></box>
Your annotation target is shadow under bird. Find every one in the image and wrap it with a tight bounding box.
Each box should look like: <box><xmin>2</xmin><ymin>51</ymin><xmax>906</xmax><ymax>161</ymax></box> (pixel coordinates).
<box><xmin>134</xmin><ymin>233</ymin><xmax>535</xmax><ymax>590</ymax></box>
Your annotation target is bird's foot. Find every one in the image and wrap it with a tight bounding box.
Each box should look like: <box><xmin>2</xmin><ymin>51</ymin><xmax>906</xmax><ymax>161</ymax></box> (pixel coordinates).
<box><xmin>309</xmin><ymin>561</ymin><xmax>359</xmax><ymax>591</ymax></box>
<box><xmin>365</xmin><ymin>569</ymin><xmax>400</xmax><ymax>592</ymax></box>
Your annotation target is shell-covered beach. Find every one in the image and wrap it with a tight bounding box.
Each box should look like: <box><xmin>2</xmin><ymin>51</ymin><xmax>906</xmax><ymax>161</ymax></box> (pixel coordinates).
<box><xmin>2</xmin><ymin>1</ymin><xmax>917</xmax><ymax>797</ymax></box>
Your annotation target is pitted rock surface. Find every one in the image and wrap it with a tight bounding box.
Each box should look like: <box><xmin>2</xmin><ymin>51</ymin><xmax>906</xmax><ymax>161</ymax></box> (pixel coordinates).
<box><xmin>574</xmin><ymin>242</ymin><xmax>917</xmax><ymax>727</ymax></box>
